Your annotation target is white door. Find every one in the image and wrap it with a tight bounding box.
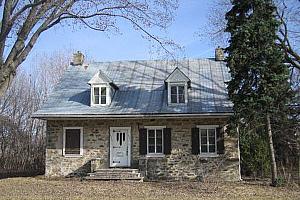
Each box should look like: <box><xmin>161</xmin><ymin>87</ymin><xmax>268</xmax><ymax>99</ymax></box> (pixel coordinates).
<box><xmin>110</xmin><ymin>127</ymin><xmax>131</xmax><ymax>167</ymax></box>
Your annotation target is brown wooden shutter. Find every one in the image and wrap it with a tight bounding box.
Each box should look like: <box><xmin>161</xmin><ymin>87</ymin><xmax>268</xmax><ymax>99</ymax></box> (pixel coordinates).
<box><xmin>139</xmin><ymin>128</ymin><xmax>147</xmax><ymax>155</ymax></box>
<box><xmin>191</xmin><ymin>127</ymin><xmax>200</xmax><ymax>155</ymax></box>
<box><xmin>163</xmin><ymin>128</ymin><xmax>171</xmax><ymax>155</ymax></box>
<box><xmin>216</xmin><ymin>127</ymin><xmax>225</xmax><ymax>154</ymax></box>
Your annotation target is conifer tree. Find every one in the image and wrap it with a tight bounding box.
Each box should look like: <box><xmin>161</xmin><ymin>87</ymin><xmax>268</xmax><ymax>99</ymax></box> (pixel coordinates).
<box><xmin>225</xmin><ymin>0</ymin><xmax>292</xmax><ymax>186</ymax></box>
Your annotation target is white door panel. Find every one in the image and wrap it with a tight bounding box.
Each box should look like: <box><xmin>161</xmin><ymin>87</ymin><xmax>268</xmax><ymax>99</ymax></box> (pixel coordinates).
<box><xmin>110</xmin><ymin>127</ymin><xmax>131</xmax><ymax>167</ymax></box>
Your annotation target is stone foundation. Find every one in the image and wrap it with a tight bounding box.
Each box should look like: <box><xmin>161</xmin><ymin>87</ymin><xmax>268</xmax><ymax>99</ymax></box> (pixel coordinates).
<box><xmin>45</xmin><ymin>118</ymin><xmax>240</xmax><ymax>181</ymax></box>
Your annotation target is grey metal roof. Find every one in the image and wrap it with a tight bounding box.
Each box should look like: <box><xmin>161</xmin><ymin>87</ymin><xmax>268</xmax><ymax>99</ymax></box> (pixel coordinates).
<box><xmin>32</xmin><ymin>58</ymin><xmax>233</xmax><ymax>118</ymax></box>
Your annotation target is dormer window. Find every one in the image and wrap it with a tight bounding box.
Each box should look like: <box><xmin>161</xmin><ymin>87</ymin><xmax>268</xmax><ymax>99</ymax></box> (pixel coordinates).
<box><xmin>165</xmin><ymin>67</ymin><xmax>191</xmax><ymax>105</ymax></box>
<box><xmin>171</xmin><ymin>85</ymin><xmax>185</xmax><ymax>103</ymax></box>
<box><xmin>93</xmin><ymin>86</ymin><xmax>107</xmax><ymax>105</ymax></box>
<box><xmin>88</xmin><ymin>70</ymin><xmax>118</xmax><ymax>107</ymax></box>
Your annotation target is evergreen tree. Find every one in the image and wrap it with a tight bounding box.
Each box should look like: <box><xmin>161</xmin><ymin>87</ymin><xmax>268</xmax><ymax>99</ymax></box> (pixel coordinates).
<box><xmin>225</xmin><ymin>0</ymin><xmax>292</xmax><ymax>186</ymax></box>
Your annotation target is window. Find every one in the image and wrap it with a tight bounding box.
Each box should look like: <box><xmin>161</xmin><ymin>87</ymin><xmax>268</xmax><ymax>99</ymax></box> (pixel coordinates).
<box><xmin>199</xmin><ymin>128</ymin><xmax>217</xmax><ymax>154</ymax></box>
<box><xmin>93</xmin><ymin>86</ymin><xmax>107</xmax><ymax>105</ymax></box>
<box><xmin>170</xmin><ymin>85</ymin><xmax>185</xmax><ymax>104</ymax></box>
<box><xmin>147</xmin><ymin>127</ymin><xmax>164</xmax><ymax>154</ymax></box>
<box><xmin>63</xmin><ymin>127</ymin><xmax>83</xmax><ymax>156</ymax></box>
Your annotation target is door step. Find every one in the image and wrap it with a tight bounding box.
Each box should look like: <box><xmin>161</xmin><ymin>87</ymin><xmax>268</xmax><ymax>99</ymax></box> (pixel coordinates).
<box><xmin>85</xmin><ymin>169</ymin><xmax>143</xmax><ymax>181</ymax></box>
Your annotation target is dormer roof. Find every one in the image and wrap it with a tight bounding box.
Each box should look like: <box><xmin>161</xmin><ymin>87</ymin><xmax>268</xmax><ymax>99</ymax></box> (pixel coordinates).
<box><xmin>165</xmin><ymin>67</ymin><xmax>191</xmax><ymax>88</ymax></box>
<box><xmin>88</xmin><ymin>69</ymin><xmax>118</xmax><ymax>89</ymax></box>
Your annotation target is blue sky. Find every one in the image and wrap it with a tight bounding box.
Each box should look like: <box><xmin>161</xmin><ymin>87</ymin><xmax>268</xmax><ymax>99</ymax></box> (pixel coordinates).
<box><xmin>24</xmin><ymin>1</ymin><xmax>218</xmax><ymax>67</ymax></box>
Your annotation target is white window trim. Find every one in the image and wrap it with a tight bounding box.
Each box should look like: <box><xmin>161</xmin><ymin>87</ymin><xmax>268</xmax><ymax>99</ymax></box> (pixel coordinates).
<box><xmin>168</xmin><ymin>82</ymin><xmax>188</xmax><ymax>105</ymax></box>
<box><xmin>90</xmin><ymin>83</ymin><xmax>111</xmax><ymax>106</ymax></box>
<box><xmin>197</xmin><ymin>125</ymin><xmax>218</xmax><ymax>157</ymax></box>
<box><xmin>63</xmin><ymin>127</ymin><xmax>83</xmax><ymax>157</ymax></box>
<box><xmin>145</xmin><ymin>126</ymin><xmax>165</xmax><ymax>156</ymax></box>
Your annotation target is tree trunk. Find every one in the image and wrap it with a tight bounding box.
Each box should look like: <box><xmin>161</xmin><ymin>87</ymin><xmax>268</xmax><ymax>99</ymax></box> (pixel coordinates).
<box><xmin>267</xmin><ymin>113</ymin><xmax>278</xmax><ymax>186</ymax></box>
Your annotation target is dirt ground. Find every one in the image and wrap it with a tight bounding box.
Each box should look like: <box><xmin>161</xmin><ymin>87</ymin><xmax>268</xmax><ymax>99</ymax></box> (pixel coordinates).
<box><xmin>0</xmin><ymin>177</ymin><xmax>299</xmax><ymax>200</ymax></box>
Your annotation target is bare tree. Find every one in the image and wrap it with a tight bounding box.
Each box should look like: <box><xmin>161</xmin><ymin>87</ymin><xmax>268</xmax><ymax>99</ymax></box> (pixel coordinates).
<box><xmin>206</xmin><ymin>0</ymin><xmax>300</xmax><ymax>71</ymax></box>
<box><xmin>276</xmin><ymin>0</ymin><xmax>300</xmax><ymax>70</ymax></box>
<box><xmin>0</xmin><ymin>51</ymin><xmax>69</xmax><ymax>177</ymax></box>
<box><xmin>0</xmin><ymin>0</ymin><xmax>179</xmax><ymax>95</ymax></box>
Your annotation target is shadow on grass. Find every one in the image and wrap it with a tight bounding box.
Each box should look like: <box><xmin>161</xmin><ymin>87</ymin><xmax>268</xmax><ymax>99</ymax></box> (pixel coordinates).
<box><xmin>0</xmin><ymin>170</ymin><xmax>44</xmax><ymax>180</ymax></box>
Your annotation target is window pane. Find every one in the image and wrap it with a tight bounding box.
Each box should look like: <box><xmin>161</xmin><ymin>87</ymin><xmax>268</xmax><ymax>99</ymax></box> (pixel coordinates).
<box><xmin>148</xmin><ymin>129</ymin><xmax>155</xmax><ymax>138</ymax></box>
<box><xmin>94</xmin><ymin>96</ymin><xmax>99</xmax><ymax>104</ymax></box>
<box><xmin>65</xmin><ymin>129</ymin><xmax>80</xmax><ymax>155</ymax></box>
<box><xmin>200</xmin><ymin>129</ymin><xmax>207</xmax><ymax>136</ymax></box>
<box><xmin>200</xmin><ymin>129</ymin><xmax>207</xmax><ymax>145</ymax></box>
<box><xmin>148</xmin><ymin>145</ymin><xmax>155</xmax><ymax>153</ymax></box>
<box><xmin>208</xmin><ymin>129</ymin><xmax>215</xmax><ymax>137</ymax></box>
<box><xmin>209</xmin><ymin>145</ymin><xmax>216</xmax><ymax>153</ymax></box>
<box><xmin>156</xmin><ymin>145</ymin><xmax>162</xmax><ymax>153</ymax></box>
<box><xmin>156</xmin><ymin>129</ymin><xmax>162</xmax><ymax>138</ymax></box>
<box><xmin>201</xmin><ymin>136</ymin><xmax>207</xmax><ymax>145</ymax></box>
<box><xmin>148</xmin><ymin>138</ymin><xmax>155</xmax><ymax>146</ymax></box>
<box><xmin>156</xmin><ymin>137</ymin><xmax>162</xmax><ymax>146</ymax></box>
<box><xmin>209</xmin><ymin>135</ymin><xmax>215</xmax><ymax>145</ymax></box>
<box><xmin>94</xmin><ymin>87</ymin><xmax>99</xmax><ymax>95</ymax></box>
<box><xmin>201</xmin><ymin>145</ymin><xmax>208</xmax><ymax>153</ymax></box>
<box><xmin>101</xmin><ymin>87</ymin><xmax>106</xmax><ymax>95</ymax></box>
<box><xmin>171</xmin><ymin>86</ymin><xmax>177</xmax><ymax>95</ymax></box>
<box><xmin>101</xmin><ymin>96</ymin><xmax>106</xmax><ymax>104</ymax></box>
<box><xmin>178</xmin><ymin>94</ymin><xmax>185</xmax><ymax>103</ymax></box>
<box><xmin>171</xmin><ymin>94</ymin><xmax>177</xmax><ymax>103</ymax></box>
<box><xmin>178</xmin><ymin>86</ymin><xmax>184</xmax><ymax>94</ymax></box>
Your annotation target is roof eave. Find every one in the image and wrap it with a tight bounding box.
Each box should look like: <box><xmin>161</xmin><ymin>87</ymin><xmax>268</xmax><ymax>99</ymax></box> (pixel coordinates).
<box><xmin>31</xmin><ymin>112</ymin><xmax>233</xmax><ymax>120</ymax></box>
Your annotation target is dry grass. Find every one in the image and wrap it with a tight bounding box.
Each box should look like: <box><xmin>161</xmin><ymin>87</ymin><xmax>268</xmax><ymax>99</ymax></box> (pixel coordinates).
<box><xmin>0</xmin><ymin>177</ymin><xmax>299</xmax><ymax>200</ymax></box>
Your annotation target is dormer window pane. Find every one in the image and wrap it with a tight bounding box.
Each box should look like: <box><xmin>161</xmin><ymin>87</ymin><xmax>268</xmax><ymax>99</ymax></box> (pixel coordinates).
<box><xmin>100</xmin><ymin>87</ymin><xmax>107</xmax><ymax>104</ymax></box>
<box><xmin>170</xmin><ymin>85</ymin><xmax>185</xmax><ymax>104</ymax></box>
<box><xmin>171</xmin><ymin>86</ymin><xmax>177</xmax><ymax>103</ymax></box>
<box><xmin>94</xmin><ymin>87</ymin><xmax>100</xmax><ymax>104</ymax></box>
<box><xmin>178</xmin><ymin>86</ymin><xmax>185</xmax><ymax>103</ymax></box>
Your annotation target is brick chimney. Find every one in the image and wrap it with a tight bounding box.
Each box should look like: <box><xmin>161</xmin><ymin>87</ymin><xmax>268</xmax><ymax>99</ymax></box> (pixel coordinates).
<box><xmin>215</xmin><ymin>47</ymin><xmax>225</xmax><ymax>61</ymax></box>
<box><xmin>71</xmin><ymin>51</ymin><xmax>84</xmax><ymax>66</ymax></box>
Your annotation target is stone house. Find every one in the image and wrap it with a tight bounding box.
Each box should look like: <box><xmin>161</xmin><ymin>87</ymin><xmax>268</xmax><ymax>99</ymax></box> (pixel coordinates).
<box><xmin>33</xmin><ymin>51</ymin><xmax>240</xmax><ymax>181</ymax></box>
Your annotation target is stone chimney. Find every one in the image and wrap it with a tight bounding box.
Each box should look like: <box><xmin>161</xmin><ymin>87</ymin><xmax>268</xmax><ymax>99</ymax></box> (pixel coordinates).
<box><xmin>215</xmin><ymin>47</ymin><xmax>225</xmax><ymax>61</ymax></box>
<box><xmin>71</xmin><ymin>51</ymin><xmax>84</xmax><ymax>66</ymax></box>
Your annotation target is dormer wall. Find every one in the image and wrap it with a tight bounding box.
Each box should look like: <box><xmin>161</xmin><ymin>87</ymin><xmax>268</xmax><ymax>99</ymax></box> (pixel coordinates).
<box><xmin>165</xmin><ymin>67</ymin><xmax>191</xmax><ymax>105</ymax></box>
<box><xmin>88</xmin><ymin>70</ymin><xmax>117</xmax><ymax>107</ymax></box>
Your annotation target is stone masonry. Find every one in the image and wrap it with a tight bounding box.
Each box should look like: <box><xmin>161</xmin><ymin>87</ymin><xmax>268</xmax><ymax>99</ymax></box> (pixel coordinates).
<box><xmin>46</xmin><ymin>118</ymin><xmax>240</xmax><ymax>181</ymax></box>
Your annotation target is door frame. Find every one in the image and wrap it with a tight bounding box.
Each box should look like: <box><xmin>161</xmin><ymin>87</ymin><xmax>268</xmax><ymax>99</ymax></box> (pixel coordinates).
<box><xmin>109</xmin><ymin>127</ymin><xmax>131</xmax><ymax>167</ymax></box>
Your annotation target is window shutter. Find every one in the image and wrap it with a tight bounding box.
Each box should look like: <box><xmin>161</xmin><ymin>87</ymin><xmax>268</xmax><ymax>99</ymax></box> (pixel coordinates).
<box><xmin>191</xmin><ymin>127</ymin><xmax>200</xmax><ymax>155</ymax></box>
<box><xmin>139</xmin><ymin>128</ymin><xmax>147</xmax><ymax>155</ymax></box>
<box><xmin>163</xmin><ymin>128</ymin><xmax>172</xmax><ymax>155</ymax></box>
<box><xmin>216</xmin><ymin>127</ymin><xmax>225</xmax><ymax>154</ymax></box>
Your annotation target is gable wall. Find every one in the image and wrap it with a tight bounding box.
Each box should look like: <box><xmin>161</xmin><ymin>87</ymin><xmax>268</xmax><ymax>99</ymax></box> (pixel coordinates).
<box><xmin>46</xmin><ymin>117</ymin><xmax>240</xmax><ymax>181</ymax></box>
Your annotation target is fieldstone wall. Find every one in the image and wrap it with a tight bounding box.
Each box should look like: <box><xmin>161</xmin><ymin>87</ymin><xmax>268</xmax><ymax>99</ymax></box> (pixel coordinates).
<box><xmin>45</xmin><ymin>118</ymin><xmax>240</xmax><ymax>181</ymax></box>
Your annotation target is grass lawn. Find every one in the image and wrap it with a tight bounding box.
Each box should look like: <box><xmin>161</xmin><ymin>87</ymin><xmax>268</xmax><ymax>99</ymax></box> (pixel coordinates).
<box><xmin>0</xmin><ymin>177</ymin><xmax>299</xmax><ymax>200</ymax></box>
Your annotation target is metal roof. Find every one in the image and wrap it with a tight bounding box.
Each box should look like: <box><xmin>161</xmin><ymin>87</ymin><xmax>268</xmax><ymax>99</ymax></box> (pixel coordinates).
<box><xmin>32</xmin><ymin>58</ymin><xmax>233</xmax><ymax>118</ymax></box>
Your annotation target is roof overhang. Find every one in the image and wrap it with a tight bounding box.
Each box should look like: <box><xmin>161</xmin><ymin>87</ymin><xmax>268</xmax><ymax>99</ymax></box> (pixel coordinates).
<box><xmin>32</xmin><ymin>112</ymin><xmax>233</xmax><ymax>120</ymax></box>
